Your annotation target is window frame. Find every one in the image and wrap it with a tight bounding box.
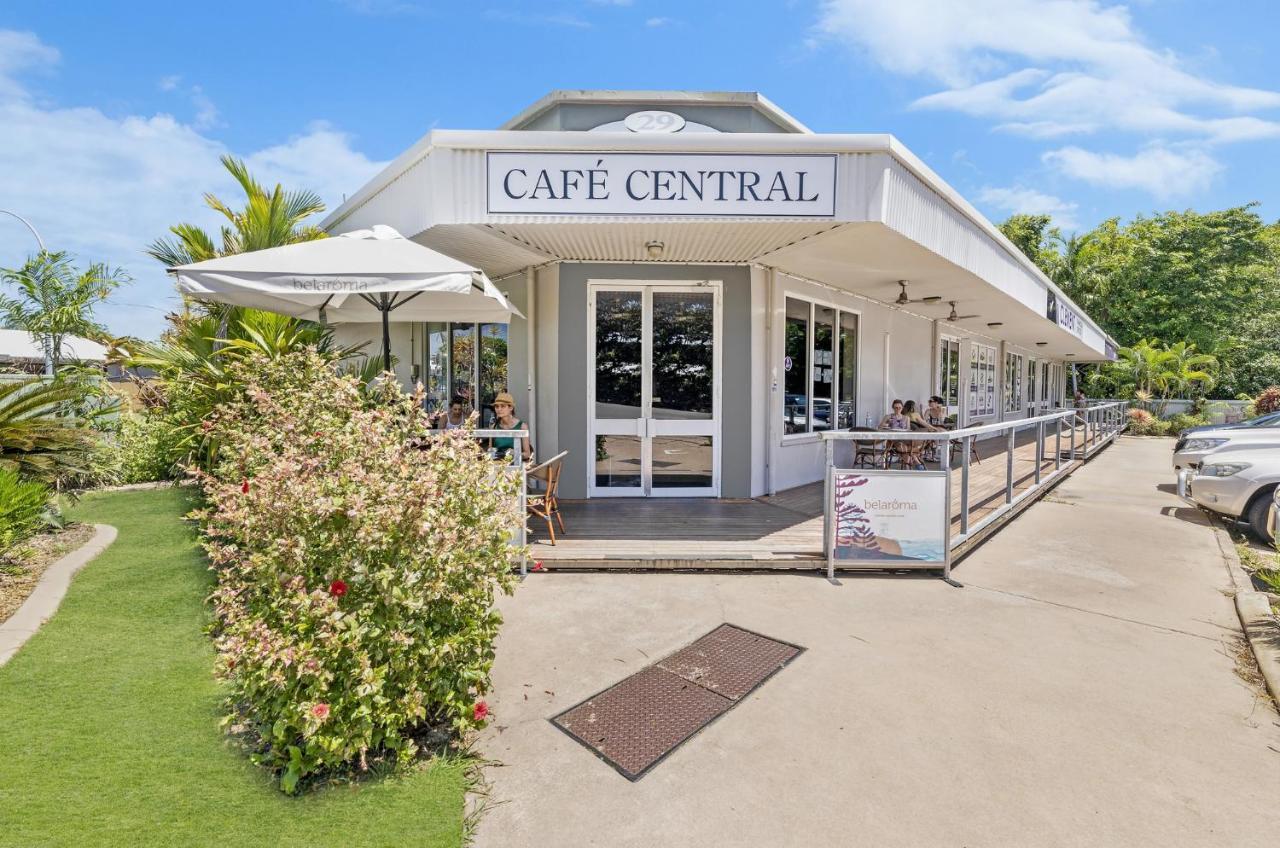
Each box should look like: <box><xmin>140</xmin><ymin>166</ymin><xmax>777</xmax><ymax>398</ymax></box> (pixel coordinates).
<box><xmin>1004</xmin><ymin>351</ymin><xmax>1024</xmax><ymax>414</ymax></box>
<box><xmin>780</xmin><ymin>292</ymin><xmax>861</xmax><ymax>441</ymax></box>
<box><xmin>938</xmin><ymin>336</ymin><xmax>961</xmax><ymax>413</ymax></box>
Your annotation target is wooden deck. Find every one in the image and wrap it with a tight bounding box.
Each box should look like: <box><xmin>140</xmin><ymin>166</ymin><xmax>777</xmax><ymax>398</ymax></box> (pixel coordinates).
<box><xmin>529</xmin><ymin>424</ymin><xmax>1110</xmax><ymax>571</ymax></box>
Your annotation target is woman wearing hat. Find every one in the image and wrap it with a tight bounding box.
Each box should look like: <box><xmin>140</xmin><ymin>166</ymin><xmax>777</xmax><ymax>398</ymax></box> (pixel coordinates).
<box><xmin>488</xmin><ymin>392</ymin><xmax>532</xmax><ymax>463</ymax></box>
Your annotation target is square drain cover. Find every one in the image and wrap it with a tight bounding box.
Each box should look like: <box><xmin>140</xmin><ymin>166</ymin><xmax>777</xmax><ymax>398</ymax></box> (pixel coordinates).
<box><xmin>551</xmin><ymin>624</ymin><xmax>803</xmax><ymax>780</ymax></box>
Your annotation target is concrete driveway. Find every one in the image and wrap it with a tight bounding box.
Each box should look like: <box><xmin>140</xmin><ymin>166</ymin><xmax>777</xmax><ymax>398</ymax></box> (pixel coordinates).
<box><xmin>474</xmin><ymin>438</ymin><xmax>1280</xmax><ymax>847</ymax></box>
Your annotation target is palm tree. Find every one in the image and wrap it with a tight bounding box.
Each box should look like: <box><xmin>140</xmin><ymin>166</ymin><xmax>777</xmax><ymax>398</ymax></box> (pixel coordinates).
<box><xmin>0</xmin><ymin>251</ymin><xmax>128</xmax><ymax>375</ymax></box>
<box><xmin>1165</xmin><ymin>340</ymin><xmax>1218</xmax><ymax>398</ymax></box>
<box><xmin>146</xmin><ymin>155</ymin><xmax>327</xmax><ymax>267</ymax></box>
<box><xmin>0</xmin><ymin>378</ymin><xmax>99</xmax><ymax>485</ymax></box>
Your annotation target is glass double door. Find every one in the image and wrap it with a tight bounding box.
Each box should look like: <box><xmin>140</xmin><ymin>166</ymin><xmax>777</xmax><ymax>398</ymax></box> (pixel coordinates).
<box><xmin>589</xmin><ymin>283</ymin><xmax>720</xmax><ymax>497</ymax></box>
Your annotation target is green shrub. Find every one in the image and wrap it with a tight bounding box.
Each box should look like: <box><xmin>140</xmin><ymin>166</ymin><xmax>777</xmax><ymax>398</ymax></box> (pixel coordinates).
<box><xmin>1125</xmin><ymin>408</ymin><xmax>1173</xmax><ymax>436</ymax></box>
<box><xmin>196</xmin><ymin>350</ymin><xmax>523</xmax><ymax>793</ymax></box>
<box><xmin>0</xmin><ymin>468</ymin><xmax>51</xmax><ymax>556</ymax></box>
<box><xmin>1165</xmin><ymin>412</ymin><xmax>1209</xmax><ymax>434</ymax></box>
<box><xmin>115</xmin><ymin>413</ymin><xmax>182</xmax><ymax>484</ymax></box>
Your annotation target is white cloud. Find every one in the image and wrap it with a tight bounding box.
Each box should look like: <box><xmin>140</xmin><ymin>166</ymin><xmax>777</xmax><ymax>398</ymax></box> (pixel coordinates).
<box><xmin>1041</xmin><ymin>145</ymin><xmax>1222</xmax><ymax>198</ymax></box>
<box><xmin>815</xmin><ymin>0</ymin><xmax>1280</xmax><ymax>145</ymax></box>
<box><xmin>976</xmin><ymin>185</ymin><xmax>1080</xmax><ymax>230</ymax></box>
<box><xmin>0</xmin><ymin>30</ymin><xmax>387</xmax><ymax>340</ymax></box>
<box><xmin>189</xmin><ymin>85</ymin><xmax>220</xmax><ymax>130</ymax></box>
<box><xmin>645</xmin><ymin>17</ymin><xmax>674</xmax><ymax>27</ymax></box>
<box><xmin>157</xmin><ymin>74</ymin><xmax>181</xmax><ymax>92</ymax></box>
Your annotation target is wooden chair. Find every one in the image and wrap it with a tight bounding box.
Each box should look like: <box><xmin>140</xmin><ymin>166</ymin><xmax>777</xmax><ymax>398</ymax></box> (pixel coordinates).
<box><xmin>950</xmin><ymin>422</ymin><xmax>982</xmax><ymax>465</ymax></box>
<box><xmin>526</xmin><ymin>451</ymin><xmax>568</xmax><ymax>544</ymax></box>
<box><xmin>850</xmin><ymin>427</ymin><xmax>889</xmax><ymax>468</ymax></box>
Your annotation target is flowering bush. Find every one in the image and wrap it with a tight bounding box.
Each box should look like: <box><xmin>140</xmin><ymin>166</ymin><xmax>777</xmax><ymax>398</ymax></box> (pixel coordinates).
<box><xmin>195</xmin><ymin>350</ymin><xmax>523</xmax><ymax>792</ymax></box>
<box><xmin>1254</xmin><ymin>385</ymin><xmax>1280</xmax><ymax>416</ymax></box>
<box><xmin>1125</xmin><ymin>407</ymin><xmax>1171</xmax><ymax>436</ymax></box>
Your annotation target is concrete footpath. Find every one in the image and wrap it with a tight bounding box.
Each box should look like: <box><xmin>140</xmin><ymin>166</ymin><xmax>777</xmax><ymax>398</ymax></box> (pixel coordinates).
<box><xmin>474</xmin><ymin>438</ymin><xmax>1280</xmax><ymax>848</ymax></box>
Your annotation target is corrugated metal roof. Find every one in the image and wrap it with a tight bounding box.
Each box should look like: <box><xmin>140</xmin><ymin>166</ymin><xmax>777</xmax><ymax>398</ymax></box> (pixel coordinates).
<box><xmin>0</xmin><ymin>329</ymin><xmax>107</xmax><ymax>361</ymax></box>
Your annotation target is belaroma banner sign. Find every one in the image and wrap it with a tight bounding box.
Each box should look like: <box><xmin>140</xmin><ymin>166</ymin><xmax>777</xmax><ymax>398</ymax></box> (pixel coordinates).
<box><xmin>486</xmin><ymin>152</ymin><xmax>837</xmax><ymax>217</ymax></box>
<box><xmin>829</xmin><ymin>469</ymin><xmax>949</xmax><ymax>568</ymax></box>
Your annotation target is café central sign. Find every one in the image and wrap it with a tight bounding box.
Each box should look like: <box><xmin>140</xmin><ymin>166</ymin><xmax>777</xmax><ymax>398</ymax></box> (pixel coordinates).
<box><xmin>1046</xmin><ymin>291</ymin><xmax>1085</xmax><ymax>339</ymax></box>
<box><xmin>486</xmin><ymin>152</ymin><xmax>837</xmax><ymax>217</ymax></box>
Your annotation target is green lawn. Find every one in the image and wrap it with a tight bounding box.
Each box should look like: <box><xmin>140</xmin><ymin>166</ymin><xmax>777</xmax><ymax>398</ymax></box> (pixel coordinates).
<box><xmin>0</xmin><ymin>489</ymin><xmax>467</xmax><ymax>848</ymax></box>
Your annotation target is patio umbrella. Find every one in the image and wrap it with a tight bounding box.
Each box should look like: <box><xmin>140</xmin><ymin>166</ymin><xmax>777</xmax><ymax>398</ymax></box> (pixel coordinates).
<box><xmin>167</xmin><ymin>225</ymin><xmax>522</xmax><ymax>371</ymax></box>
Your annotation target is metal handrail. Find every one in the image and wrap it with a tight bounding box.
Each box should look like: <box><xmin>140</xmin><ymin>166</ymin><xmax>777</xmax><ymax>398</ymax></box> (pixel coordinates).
<box><xmin>820</xmin><ymin>401</ymin><xmax>1125</xmax><ymax>579</ymax></box>
<box><xmin>820</xmin><ymin>407</ymin><xmax>1079</xmax><ymax>442</ymax></box>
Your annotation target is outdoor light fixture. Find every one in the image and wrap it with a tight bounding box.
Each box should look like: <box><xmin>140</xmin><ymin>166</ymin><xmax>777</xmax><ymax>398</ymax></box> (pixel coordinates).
<box><xmin>1036</xmin><ymin>341</ymin><xmax>1048</xmax><ymax>346</ymax></box>
<box><xmin>645</xmin><ymin>240</ymin><xmax>665</xmax><ymax>259</ymax></box>
<box><xmin>987</xmin><ymin>322</ymin><xmax>1003</xmax><ymax>327</ymax></box>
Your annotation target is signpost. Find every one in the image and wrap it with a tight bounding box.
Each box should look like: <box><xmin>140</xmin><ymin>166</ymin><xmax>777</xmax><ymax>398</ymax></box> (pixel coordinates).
<box><xmin>827</xmin><ymin>468</ymin><xmax>951</xmax><ymax>578</ymax></box>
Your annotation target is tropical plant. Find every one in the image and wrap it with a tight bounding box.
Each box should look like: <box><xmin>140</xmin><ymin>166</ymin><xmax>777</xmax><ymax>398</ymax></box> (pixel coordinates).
<box><xmin>126</xmin><ymin>308</ymin><xmax>365</xmax><ymax>473</ymax></box>
<box><xmin>1094</xmin><ymin>339</ymin><xmax>1218</xmax><ymax>414</ymax></box>
<box><xmin>146</xmin><ymin>156</ymin><xmax>327</xmax><ymax>268</ymax></box>
<box><xmin>0</xmin><ymin>467</ymin><xmax>50</xmax><ymax>558</ymax></box>
<box><xmin>195</xmin><ymin>350</ymin><xmax>522</xmax><ymax>792</ymax></box>
<box><xmin>0</xmin><ymin>251</ymin><xmax>128</xmax><ymax>375</ymax></box>
<box><xmin>1001</xmin><ymin>206</ymin><xmax>1280</xmax><ymax>396</ymax></box>
<box><xmin>1254</xmin><ymin>386</ymin><xmax>1280</xmax><ymax>416</ymax></box>
<box><xmin>0</xmin><ymin>379</ymin><xmax>98</xmax><ymax>485</ymax></box>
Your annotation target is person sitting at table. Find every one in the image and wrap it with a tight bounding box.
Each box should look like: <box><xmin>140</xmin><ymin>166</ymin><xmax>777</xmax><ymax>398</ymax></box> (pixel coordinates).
<box><xmin>878</xmin><ymin>399</ymin><xmax>909</xmax><ymax>431</ymax></box>
<box><xmin>878</xmin><ymin>399</ymin><xmax>924</xmax><ymax>470</ymax></box>
<box><xmin>925</xmin><ymin>396</ymin><xmax>949</xmax><ymax>428</ymax></box>
<box><xmin>905</xmin><ymin>399</ymin><xmax>944</xmax><ymax>464</ymax></box>
<box><xmin>487</xmin><ymin>392</ymin><xmax>532</xmax><ymax>463</ymax></box>
<box><xmin>433</xmin><ymin>396</ymin><xmax>473</xmax><ymax>431</ymax></box>
<box><xmin>903</xmin><ymin>400</ymin><xmax>943</xmax><ymax>432</ymax></box>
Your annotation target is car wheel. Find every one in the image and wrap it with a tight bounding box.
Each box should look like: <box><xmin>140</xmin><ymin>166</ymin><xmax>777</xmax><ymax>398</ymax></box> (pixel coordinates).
<box><xmin>1245</xmin><ymin>487</ymin><xmax>1277</xmax><ymax>543</ymax></box>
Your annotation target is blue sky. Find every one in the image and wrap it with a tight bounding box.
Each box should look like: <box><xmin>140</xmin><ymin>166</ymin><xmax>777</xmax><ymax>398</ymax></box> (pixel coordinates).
<box><xmin>3</xmin><ymin>0</ymin><xmax>1279</xmax><ymax>339</ymax></box>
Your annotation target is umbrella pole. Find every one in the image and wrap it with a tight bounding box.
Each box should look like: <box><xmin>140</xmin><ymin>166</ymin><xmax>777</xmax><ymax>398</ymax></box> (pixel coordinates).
<box><xmin>380</xmin><ymin>293</ymin><xmax>393</xmax><ymax>374</ymax></box>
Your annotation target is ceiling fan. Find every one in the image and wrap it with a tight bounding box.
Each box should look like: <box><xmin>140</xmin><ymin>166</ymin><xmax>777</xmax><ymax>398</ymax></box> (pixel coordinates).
<box><xmin>894</xmin><ymin>280</ymin><xmax>942</xmax><ymax>306</ymax></box>
<box><xmin>945</xmin><ymin>301</ymin><xmax>980</xmax><ymax>322</ymax></box>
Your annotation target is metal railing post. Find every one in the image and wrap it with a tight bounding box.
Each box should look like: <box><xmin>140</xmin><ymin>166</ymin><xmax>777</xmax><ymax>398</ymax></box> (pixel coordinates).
<box><xmin>1054</xmin><ymin>415</ymin><xmax>1062</xmax><ymax>470</ymax></box>
<box><xmin>960</xmin><ymin>436</ymin><xmax>971</xmax><ymax>534</ymax></box>
<box><xmin>823</xmin><ymin>437</ymin><xmax>833</xmax><ymax>562</ymax></box>
<box><xmin>1005</xmin><ymin>425</ymin><xmax>1015</xmax><ymax>504</ymax></box>
<box><xmin>1070</xmin><ymin>413</ymin><xmax>1077</xmax><ymax>459</ymax></box>
<box><xmin>1035</xmin><ymin>420</ymin><xmax>1043</xmax><ymax>484</ymax></box>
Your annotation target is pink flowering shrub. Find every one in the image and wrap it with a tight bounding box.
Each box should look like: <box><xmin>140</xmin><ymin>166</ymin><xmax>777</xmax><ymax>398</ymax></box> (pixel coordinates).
<box><xmin>194</xmin><ymin>351</ymin><xmax>522</xmax><ymax>793</ymax></box>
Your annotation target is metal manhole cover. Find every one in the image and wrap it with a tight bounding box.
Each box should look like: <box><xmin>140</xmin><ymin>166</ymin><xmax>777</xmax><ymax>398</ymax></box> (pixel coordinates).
<box><xmin>657</xmin><ymin>623</ymin><xmax>801</xmax><ymax>701</ymax></box>
<box><xmin>550</xmin><ymin>624</ymin><xmax>804</xmax><ymax>780</ymax></box>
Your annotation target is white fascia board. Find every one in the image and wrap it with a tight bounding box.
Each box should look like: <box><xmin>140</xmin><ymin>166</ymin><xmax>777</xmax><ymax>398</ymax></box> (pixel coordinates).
<box><xmin>321</xmin><ymin>128</ymin><xmax>1113</xmax><ymax>352</ymax></box>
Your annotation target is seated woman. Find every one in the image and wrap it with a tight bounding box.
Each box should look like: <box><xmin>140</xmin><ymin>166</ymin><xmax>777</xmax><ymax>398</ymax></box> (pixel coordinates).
<box><xmin>878</xmin><ymin>399</ymin><xmax>924</xmax><ymax>470</ymax></box>
<box><xmin>433</xmin><ymin>396</ymin><xmax>472</xmax><ymax>431</ymax></box>
<box><xmin>925</xmin><ymin>396</ymin><xmax>950</xmax><ymax>428</ymax></box>
<box><xmin>904</xmin><ymin>399</ymin><xmax>943</xmax><ymax>465</ymax></box>
<box><xmin>877</xmin><ymin>399</ymin><xmax>909</xmax><ymax>431</ymax></box>
<box><xmin>487</xmin><ymin>392</ymin><xmax>533</xmax><ymax>463</ymax></box>
<box><xmin>903</xmin><ymin>400</ymin><xmax>943</xmax><ymax>432</ymax></box>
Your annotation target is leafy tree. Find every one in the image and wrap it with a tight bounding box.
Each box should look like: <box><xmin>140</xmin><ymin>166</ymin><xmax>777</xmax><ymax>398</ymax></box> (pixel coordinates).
<box><xmin>998</xmin><ymin>214</ymin><xmax>1064</xmax><ymax>280</ymax></box>
<box><xmin>0</xmin><ymin>251</ymin><xmax>127</xmax><ymax>375</ymax></box>
<box><xmin>998</xmin><ymin>205</ymin><xmax>1280</xmax><ymax>397</ymax></box>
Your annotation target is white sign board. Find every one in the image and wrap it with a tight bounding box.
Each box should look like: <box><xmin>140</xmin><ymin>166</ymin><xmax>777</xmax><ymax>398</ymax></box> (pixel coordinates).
<box><xmin>829</xmin><ymin>469</ymin><xmax>949</xmax><ymax>569</ymax></box>
<box><xmin>486</xmin><ymin>152</ymin><xmax>837</xmax><ymax>217</ymax></box>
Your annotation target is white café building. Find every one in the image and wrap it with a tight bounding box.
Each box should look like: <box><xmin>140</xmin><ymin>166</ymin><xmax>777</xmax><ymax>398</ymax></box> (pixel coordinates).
<box><xmin>322</xmin><ymin>90</ymin><xmax>1115</xmax><ymax>501</ymax></box>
